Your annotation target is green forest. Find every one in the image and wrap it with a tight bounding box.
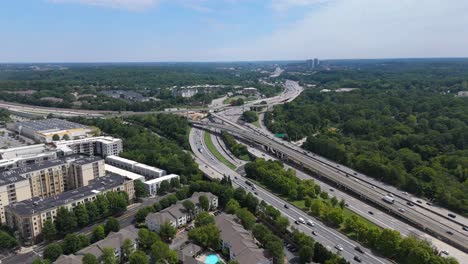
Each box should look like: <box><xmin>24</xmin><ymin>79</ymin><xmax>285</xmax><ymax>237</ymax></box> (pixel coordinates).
<box><xmin>0</xmin><ymin>63</ymin><xmax>281</xmax><ymax>111</ymax></box>
<box><xmin>72</xmin><ymin>115</ymin><xmax>201</xmax><ymax>182</ymax></box>
<box><xmin>266</xmin><ymin>60</ymin><xmax>468</xmax><ymax>215</ymax></box>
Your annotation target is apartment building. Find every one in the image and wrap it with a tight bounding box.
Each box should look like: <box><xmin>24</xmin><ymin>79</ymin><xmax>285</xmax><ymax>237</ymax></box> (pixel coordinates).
<box><xmin>54</xmin><ymin>226</ymin><xmax>139</xmax><ymax>264</ymax></box>
<box><xmin>145</xmin><ymin>192</ymin><xmax>218</xmax><ymax>232</ymax></box>
<box><xmin>63</xmin><ymin>155</ymin><xmax>105</xmax><ymax>189</ymax></box>
<box><xmin>216</xmin><ymin>214</ymin><xmax>272</xmax><ymax>264</ymax></box>
<box><xmin>54</xmin><ymin>136</ymin><xmax>123</xmax><ymax>157</ymax></box>
<box><xmin>105</xmin><ymin>155</ymin><xmax>165</xmax><ymax>179</ymax></box>
<box><xmin>143</xmin><ymin>174</ymin><xmax>179</xmax><ymax>196</ymax></box>
<box><xmin>5</xmin><ymin>174</ymin><xmax>134</xmax><ymax>242</ymax></box>
<box><xmin>0</xmin><ymin>155</ymin><xmax>105</xmax><ymax>224</ymax></box>
<box><xmin>0</xmin><ymin>144</ymin><xmax>57</xmax><ymax>170</ymax></box>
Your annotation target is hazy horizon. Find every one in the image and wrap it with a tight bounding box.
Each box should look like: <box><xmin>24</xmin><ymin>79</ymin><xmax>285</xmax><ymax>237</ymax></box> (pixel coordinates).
<box><xmin>2</xmin><ymin>0</ymin><xmax>468</xmax><ymax>62</ymax></box>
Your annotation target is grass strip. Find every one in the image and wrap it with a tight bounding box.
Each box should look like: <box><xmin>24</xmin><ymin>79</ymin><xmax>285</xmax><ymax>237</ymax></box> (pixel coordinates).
<box><xmin>204</xmin><ymin>132</ymin><xmax>237</xmax><ymax>170</ymax></box>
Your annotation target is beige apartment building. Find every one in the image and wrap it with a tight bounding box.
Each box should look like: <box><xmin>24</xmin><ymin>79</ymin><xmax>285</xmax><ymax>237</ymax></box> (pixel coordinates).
<box><xmin>6</xmin><ymin>174</ymin><xmax>134</xmax><ymax>242</ymax></box>
<box><xmin>0</xmin><ymin>155</ymin><xmax>106</xmax><ymax>224</ymax></box>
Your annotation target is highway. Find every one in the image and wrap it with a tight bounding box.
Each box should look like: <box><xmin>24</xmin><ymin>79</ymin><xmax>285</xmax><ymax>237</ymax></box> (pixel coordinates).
<box><xmin>189</xmin><ymin>127</ymin><xmax>391</xmax><ymax>264</ymax></box>
<box><xmin>191</xmin><ymin>120</ymin><xmax>468</xmax><ymax>254</ymax></box>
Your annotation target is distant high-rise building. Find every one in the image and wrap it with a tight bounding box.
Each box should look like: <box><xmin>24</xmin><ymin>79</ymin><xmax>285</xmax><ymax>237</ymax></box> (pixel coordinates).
<box><xmin>306</xmin><ymin>59</ymin><xmax>313</xmax><ymax>69</ymax></box>
<box><xmin>314</xmin><ymin>58</ymin><xmax>319</xmax><ymax>68</ymax></box>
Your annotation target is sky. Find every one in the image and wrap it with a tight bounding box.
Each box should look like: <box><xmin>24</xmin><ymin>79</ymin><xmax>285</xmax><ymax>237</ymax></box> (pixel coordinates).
<box><xmin>1</xmin><ymin>0</ymin><xmax>468</xmax><ymax>62</ymax></box>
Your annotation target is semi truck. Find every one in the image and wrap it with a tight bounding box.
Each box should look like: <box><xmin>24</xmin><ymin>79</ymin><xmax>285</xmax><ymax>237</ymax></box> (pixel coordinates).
<box><xmin>382</xmin><ymin>195</ymin><xmax>395</xmax><ymax>204</ymax></box>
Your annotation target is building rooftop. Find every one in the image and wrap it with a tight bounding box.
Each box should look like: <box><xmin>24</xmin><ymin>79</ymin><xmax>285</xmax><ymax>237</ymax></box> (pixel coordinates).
<box><xmin>77</xmin><ymin>225</ymin><xmax>139</xmax><ymax>258</ymax></box>
<box><xmin>54</xmin><ymin>136</ymin><xmax>121</xmax><ymax>147</ymax></box>
<box><xmin>143</xmin><ymin>174</ymin><xmax>179</xmax><ymax>185</ymax></box>
<box><xmin>6</xmin><ymin>174</ymin><xmax>126</xmax><ymax>216</ymax></box>
<box><xmin>61</xmin><ymin>154</ymin><xmax>102</xmax><ymax>165</ymax></box>
<box><xmin>105</xmin><ymin>155</ymin><xmax>138</xmax><ymax>166</ymax></box>
<box><xmin>12</xmin><ymin>118</ymin><xmax>88</xmax><ymax>133</ymax></box>
<box><xmin>0</xmin><ymin>159</ymin><xmax>65</xmax><ymax>185</ymax></box>
<box><xmin>105</xmin><ymin>164</ymin><xmax>145</xmax><ymax>181</ymax></box>
<box><xmin>215</xmin><ymin>214</ymin><xmax>270</xmax><ymax>264</ymax></box>
<box><xmin>54</xmin><ymin>254</ymin><xmax>83</xmax><ymax>264</ymax></box>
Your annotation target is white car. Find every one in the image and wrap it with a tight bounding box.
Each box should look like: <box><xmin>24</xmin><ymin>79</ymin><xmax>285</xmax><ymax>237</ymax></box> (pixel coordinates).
<box><xmin>298</xmin><ymin>217</ymin><xmax>305</xmax><ymax>224</ymax></box>
<box><xmin>440</xmin><ymin>250</ymin><xmax>449</xmax><ymax>255</ymax></box>
<box><xmin>335</xmin><ymin>244</ymin><xmax>344</xmax><ymax>251</ymax></box>
<box><xmin>307</xmin><ymin>220</ymin><xmax>315</xmax><ymax>226</ymax></box>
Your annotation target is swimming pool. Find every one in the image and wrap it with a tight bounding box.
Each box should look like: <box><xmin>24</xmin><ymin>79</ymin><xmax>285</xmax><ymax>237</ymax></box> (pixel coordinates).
<box><xmin>204</xmin><ymin>254</ymin><xmax>220</xmax><ymax>264</ymax></box>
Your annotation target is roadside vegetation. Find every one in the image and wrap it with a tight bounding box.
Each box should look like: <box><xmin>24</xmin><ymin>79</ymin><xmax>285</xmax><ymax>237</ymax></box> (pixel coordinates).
<box><xmin>267</xmin><ymin>60</ymin><xmax>468</xmax><ymax>215</ymax></box>
<box><xmin>244</xmin><ymin>158</ymin><xmax>458</xmax><ymax>264</ymax></box>
<box><xmin>220</xmin><ymin>131</ymin><xmax>251</xmax><ymax>161</ymax></box>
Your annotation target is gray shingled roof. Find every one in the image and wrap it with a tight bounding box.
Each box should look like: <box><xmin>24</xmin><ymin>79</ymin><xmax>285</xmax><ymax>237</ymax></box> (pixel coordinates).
<box><xmin>215</xmin><ymin>214</ymin><xmax>270</xmax><ymax>264</ymax></box>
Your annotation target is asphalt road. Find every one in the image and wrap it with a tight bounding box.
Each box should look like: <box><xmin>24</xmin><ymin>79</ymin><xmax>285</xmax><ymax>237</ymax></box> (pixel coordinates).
<box><xmin>190</xmin><ymin>126</ymin><xmax>391</xmax><ymax>264</ymax></box>
<box><xmin>192</xmin><ymin>120</ymin><xmax>468</xmax><ymax>254</ymax></box>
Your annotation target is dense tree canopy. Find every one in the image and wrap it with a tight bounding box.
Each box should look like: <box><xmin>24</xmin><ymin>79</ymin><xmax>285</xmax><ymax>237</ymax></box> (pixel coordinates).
<box><xmin>267</xmin><ymin>61</ymin><xmax>468</xmax><ymax>215</ymax></box>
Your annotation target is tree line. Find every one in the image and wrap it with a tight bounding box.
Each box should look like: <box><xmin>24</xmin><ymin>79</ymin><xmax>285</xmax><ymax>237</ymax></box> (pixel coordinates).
<box><xmin>245</xmin><ymin>158</ymin><xmax>458</xmax><ymax>264</ymax></box>
<box><xmin>266</xmin><ymin>62</ymin><xmax>468</xmax><ymax>215</ymax></box>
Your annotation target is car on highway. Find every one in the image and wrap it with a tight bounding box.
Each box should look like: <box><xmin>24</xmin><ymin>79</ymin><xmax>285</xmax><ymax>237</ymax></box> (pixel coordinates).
<box><xmin>388</xmin><ymin>193</ymin><xmax>394</xmax><ymax>197</ymax></box>
<box><xmin>402</xmin><ymin>192</ymin><xmax>408</xmax><ymax>195</ymax></box>
<box><xmin>440</xmin><ymin>250</ymin><xmax>449</xmax><ymax>255</ymax></box>
<box><xmin>284</xmin><ymin>204</ymin><xmax>289</xmax><ymax>209</ymax></box>
<box><xmin>355</xmin><ymin>246</ymin><xmax>364</xmax><ymax>253</ymax></box>
<box><xmin>407</xmin><ymin>202</ymin><xmax>414</xmax><ymax>206</ymax></box>
<box><xmin>335</xmin><ymin>244</ymin><xmax>344</xmax><ymax>251</ymax></box>
<box><xmin>329</xmin><ymin>188</ymin><xmax>334</xmax><ymax>192</ymax></box>
<box><xmin>462</xmin><ymin>226</ymin><xmax>468</xmax><ymax>231</ymax></box>
<box><xmin>368</xmin><ymin>211</ymin><xmax>374</xmax><ymax>215</ymax></box>
<box><xmin>448</xmin><ymin>213</ymin><xmax>456</xmax><ymax>218</ymax></box>
<box><xmin>446</xmin><ymin>231</ymin><xmax>454</xmax><ymax>235</ymax></box>
<box><xmin>353</xmin><ymin>172</ymin><xmax>358</xmax><ymax>175</ymax></box>
<box><xmin>416</xmin><ymin>200</ymin><xmax>422</xmax><ymax>204</ymax></box>
<box><xmin>354</xmin><ymin>256</ymin><xmax>362</xmax><ymax>262</ymax></box>
<box><xmin>398</xmin><ymin>208</ymin><xmax>405</xmax><ymax>212</ymax></box>
<box><xmin>307</xmin><ymin>220</ymin><xmax>315</xmax><ymax>226</ymax></box>
<box><xmin>311</xmin><ymin>230</ymin><xmax>318</xmax><ymax>236</ymax></box>
<box><xmin>298</xmin><ymin>217</ymin><xmax>305</xmax><ymax>224</ymax></box>
<box><xmin>254</xmin><ymin>192</ymin><xmax>258</xmax><ymax>195</ymax></box>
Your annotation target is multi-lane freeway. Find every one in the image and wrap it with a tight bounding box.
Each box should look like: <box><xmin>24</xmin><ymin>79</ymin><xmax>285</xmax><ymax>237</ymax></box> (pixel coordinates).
<box><xmin>192</xmin><ymin>120</ymin><xmax>468</xmax><ymax>255</ymax></box>
<box><xmin>189</xmin><ymin>127</ymin><xmax>391</xmax><ymax>264</ymax></box>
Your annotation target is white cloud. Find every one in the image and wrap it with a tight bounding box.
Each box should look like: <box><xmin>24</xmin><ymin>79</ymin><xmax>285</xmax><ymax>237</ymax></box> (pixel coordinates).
<box><xmin>210</xmin><ymin>0</ymin><xmax>468</xmax><ymax>60</ymax></box>
<box><xmin>271</xmin><ymin>0</ymin><xmax>330</xmax><ymax>12</ymax></box>
<box><xmin>49</xmin><ymin>0</ymin><xmax>159</xmax><ymax>11</ymax></box>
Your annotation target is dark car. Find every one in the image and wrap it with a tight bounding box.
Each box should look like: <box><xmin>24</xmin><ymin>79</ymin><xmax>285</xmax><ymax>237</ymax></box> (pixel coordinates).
<box><xmin>416</xmin><ymin>200</ymin><xmax>422</xmax><ymax>204</ymax></box>
<box><xmin>354</xmin><ymin>256</ymin><xmax>362</xmax><ymax>262</ymax></box>
<box><xmin>294</xmin><ymin>220</ymin><xmax>300</xmax><ymax>225</ymax></box>
<box><xmin>368</xmin><ymin>211</ymin><xmax>374</xmax><ymax>215</ymax></box>
<box><xmin>448</xmin><ymin>213</ymin><xmax>456</xmax><ymax>218</ymax></box>
<box><xmin>312</xmin><ymin>230</ymin><xmax>318</xmax><ymax>236</ymax></box>
<box><xmin>447</xmin><ymin>231</ymin><xmax>454</xmax><ymax>235</ymax></box>
<box><xmin>284</xmin><ymin>204</ymin><xmax>289</xmax><ymax>209</ymax></box>
<box><xmin>407</xmin><ymin>202</ymin><xmax>414</xmax><ymax>206</ymax></box>
<box><xmin>462</xmin><ymin>226</ymin><xmax>468</xmax><ymax>231</ymax></box>
<box><xmin>355</xmin><ymin>246</ymin><xmax>364</xmax><ymax>253</ymax></box>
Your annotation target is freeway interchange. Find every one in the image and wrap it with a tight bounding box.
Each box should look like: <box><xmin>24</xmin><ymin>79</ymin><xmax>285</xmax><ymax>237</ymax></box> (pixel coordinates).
<box><xmin>189</xmin><ymin>127</ymin><xmax>391</xmax><ymax>264</ymax></box>
<box><xmin>191</xmin><ymin>119</ymin><xmax>468</xmax><ymax>254</ymax></box>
